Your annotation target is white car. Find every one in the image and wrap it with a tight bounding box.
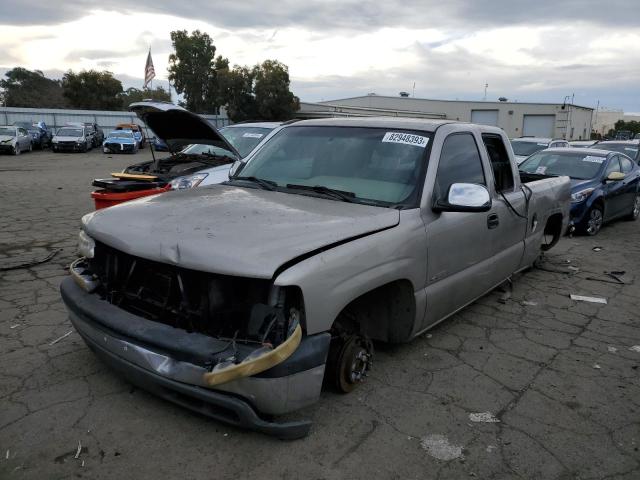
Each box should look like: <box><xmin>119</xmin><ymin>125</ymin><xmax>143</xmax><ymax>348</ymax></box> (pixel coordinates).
<box><xmin>173</xmin><ymin>123</ymin><xmax>284</xmax><ymax>188</ymax></box>
<box><xmin>52</xmin><ymin>126</ymin><xmax>93</xmax><ymax>153</ymax></box>
<box><xmin>510</xmin><ymin>137</ymin><xmax>569</xmax><ymax>164</ymax></box>
<box><xmin>0</xmin><ymin>125</ymin><xmax>32</xmax><ymax>155</ymax></box>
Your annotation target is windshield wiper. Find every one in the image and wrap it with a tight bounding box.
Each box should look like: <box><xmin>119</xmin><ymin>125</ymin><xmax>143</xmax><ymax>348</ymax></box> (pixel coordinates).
<box><xmin>286</xmin><ymin>184</ymin><xmax>357</xmax><ymax>202</ymax></box>
<box><xmin>232</xmin><ymin>176</ymin><xmax>278</xmax><ymax>191</ymax></box>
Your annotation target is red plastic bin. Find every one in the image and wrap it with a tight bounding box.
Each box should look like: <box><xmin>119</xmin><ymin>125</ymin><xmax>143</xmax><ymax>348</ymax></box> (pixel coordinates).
<box><xmin>91</xmin><ymin>185</ymin><xmax>171</xmax><ymax>210</ymax></box>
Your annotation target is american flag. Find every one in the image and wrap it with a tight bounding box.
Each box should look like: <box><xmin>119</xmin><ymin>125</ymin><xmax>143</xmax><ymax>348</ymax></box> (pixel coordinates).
<box><xmin>144</xmin><ymin>50</ymin><xmax>155</xmax><ymax>89</ymax></box>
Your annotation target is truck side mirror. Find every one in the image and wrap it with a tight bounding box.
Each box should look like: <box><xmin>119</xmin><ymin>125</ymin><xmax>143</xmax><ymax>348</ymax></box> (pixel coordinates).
<box><xmin>433</xmin><ymin>183</ymin><xmax>492</xmax><ymax>213</ymax></box>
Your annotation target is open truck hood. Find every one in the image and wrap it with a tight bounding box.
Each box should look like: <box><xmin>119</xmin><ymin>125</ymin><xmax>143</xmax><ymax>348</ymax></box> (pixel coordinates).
<box><xmin>128</xmin><ymin>101</ymin><xmax>240</xmax><ymax>158</ymax></box>
<box><xmin>82</xmin><ymin>185</ymin><xmax>399</xmax><ymax>279</ymax></box>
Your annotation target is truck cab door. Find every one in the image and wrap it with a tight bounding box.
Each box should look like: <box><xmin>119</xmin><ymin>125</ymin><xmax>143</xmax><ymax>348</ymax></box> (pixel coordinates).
<box><xmin>420</xmin><ymin>126</ymin><xmax>499</xmax><ymax>329</ymax></box>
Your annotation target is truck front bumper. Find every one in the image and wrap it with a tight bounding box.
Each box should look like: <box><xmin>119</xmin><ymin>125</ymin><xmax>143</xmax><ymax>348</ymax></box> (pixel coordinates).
<box><xmin>60</xmin><ymin>277</ymin><xmax>330</xmax><ymax>439</ymax></box>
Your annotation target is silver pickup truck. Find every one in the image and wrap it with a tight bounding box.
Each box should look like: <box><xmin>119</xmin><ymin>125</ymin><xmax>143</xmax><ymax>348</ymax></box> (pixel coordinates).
<box><xmin>61</xmin><ymin>115</ymin><xmax>570</xmax><ymax>438</ymax></box>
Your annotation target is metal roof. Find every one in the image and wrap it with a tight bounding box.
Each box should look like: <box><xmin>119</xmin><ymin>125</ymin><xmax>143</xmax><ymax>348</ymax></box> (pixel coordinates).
<box><xmin>289</xmin><ymin>116</ymin><xmax>456</xmax><ymax>131</ymax></box>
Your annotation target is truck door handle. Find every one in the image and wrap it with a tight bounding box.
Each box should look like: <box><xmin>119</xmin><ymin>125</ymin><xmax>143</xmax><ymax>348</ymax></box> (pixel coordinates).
<box><xmin>487</xmin><ymin>213</ymin><xmax>499</xmax><ymax>229</ymax></box>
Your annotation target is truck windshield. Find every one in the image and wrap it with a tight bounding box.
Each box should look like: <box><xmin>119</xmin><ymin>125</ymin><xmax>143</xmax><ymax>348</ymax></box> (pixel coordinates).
<box><xmin>519</xmin><ymin>151</ymin><xmax>606</xmax><ymax>180</ymax></box>
<box><xmin>237</xmin><ymin>126</ymin><xmax>430</xmax><ymax>206</ymax></box>
<box><xmin>220</xmin><ymin>126</ymin><xmax>275</xmax><ymax>157</ymax></box>
<box><xmin>510</xmin><ymin>140</ymin><xmax>548</xmax><ymax>156</ymax></box>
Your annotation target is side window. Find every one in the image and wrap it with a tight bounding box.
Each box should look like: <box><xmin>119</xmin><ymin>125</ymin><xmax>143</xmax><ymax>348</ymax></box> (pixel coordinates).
<box><xmin>435</xmin><ymin>133</ymin><xmax>486</xmax><ymax>199</ymax></box>
<box><xmin>605</xmin><ymin>156</ymin><xmax>621</xmax><ymax>176</ymax></box>
<box><xmin>619</xmin><ymin>156</ymin><xmax>633</xmax><ymax>173</ymax></box>
<box><xmin>482</xmin><ymin>134</ymin><xmax>515</xmax><ymax>192</ymax></box>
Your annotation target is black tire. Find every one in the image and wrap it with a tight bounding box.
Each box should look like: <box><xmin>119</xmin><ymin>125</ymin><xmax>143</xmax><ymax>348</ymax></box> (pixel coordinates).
<box><xmin>581</xmin><ymin>205</ymin><xmax>604</xmax><ymax>236</ymax></box>
<box><xmin>626</xmin><ymin>192</ymin><xmax>640</xmax><ymax>221</ymax></box>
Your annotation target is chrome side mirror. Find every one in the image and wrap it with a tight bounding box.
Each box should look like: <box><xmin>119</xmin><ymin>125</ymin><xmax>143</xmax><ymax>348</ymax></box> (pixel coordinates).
<box><xmin>433</xmin><ymin>183</ymin><xmax>492</xmax><ymax>212</ymax></box>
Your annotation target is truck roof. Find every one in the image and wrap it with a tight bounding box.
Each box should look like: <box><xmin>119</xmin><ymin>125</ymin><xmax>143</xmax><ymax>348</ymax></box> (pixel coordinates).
<box><xmin>292</xmin><ymin>116</ymin><xmax>457</xmax><ymax>133</ymax></box>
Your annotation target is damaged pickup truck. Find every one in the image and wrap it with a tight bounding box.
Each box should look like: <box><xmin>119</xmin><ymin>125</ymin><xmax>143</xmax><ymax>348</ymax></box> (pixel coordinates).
<box><xmin>61</xmin><ymin>118</ymin><xmax>570</xmax><ymax>438</ymax></box>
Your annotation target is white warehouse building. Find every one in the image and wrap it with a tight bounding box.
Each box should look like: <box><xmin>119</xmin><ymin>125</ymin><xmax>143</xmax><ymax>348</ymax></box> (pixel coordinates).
<box><xmin>298</xmin><ymin>95</ymin><xmax>594</xmax><ymax>140</ymax></box>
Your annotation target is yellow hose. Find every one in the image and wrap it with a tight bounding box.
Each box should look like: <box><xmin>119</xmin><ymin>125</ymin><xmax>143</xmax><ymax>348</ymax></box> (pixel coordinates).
<box><xmin>202</xmin><ymin>324</ymin><xmax>302</xmax><ymax>387</ymax></box>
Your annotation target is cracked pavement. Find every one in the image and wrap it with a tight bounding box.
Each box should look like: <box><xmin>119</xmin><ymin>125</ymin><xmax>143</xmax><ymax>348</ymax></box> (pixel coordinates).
<box><xmin>1</xmin><ymin>149</ymin><xmax>639</xmax><ymax>479</ymax></box>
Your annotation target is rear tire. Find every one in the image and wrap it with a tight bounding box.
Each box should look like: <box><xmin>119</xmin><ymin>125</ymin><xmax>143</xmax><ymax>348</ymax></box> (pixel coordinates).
<box><xmin>582</xmin><ymin>205</ymin><xmax>603</xmax><ymax>236</ymax></box>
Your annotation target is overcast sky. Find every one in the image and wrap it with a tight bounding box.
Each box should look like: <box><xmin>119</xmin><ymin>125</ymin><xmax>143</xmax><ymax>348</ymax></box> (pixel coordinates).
<box><xmin>1</xmin><ymin>1</ymin><xmax>639</xmax><ymax>112</ymax></box>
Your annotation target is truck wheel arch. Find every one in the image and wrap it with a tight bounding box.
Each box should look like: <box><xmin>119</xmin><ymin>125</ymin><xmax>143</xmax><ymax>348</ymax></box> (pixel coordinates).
<box><xmin>541</xmin><ymin>212</ymin><xmax>564</xmax><ymax>251</ymax></box>
<box><xmin>330</xmin><ymin>279</ymin><xmax>416</xmax><ymax>344</ymax></box>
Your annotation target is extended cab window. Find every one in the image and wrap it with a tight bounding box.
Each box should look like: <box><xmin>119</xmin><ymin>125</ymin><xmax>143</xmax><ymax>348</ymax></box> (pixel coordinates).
<box><xmin>482</xmin><ymin>134</ymin><xmax>515</xmax><ymax>192</ymax></box>
<box><xmin>434</xmin><ymin>133</ymin><xmax>486</xmax><ymax>199</ymax></box>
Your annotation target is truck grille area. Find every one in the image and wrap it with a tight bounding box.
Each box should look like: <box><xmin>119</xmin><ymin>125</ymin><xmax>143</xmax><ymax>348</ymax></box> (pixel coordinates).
<box><xmin>89</xmin><ymin>242</ymin><xmax>280</xmax><ymax>341</ymax></box>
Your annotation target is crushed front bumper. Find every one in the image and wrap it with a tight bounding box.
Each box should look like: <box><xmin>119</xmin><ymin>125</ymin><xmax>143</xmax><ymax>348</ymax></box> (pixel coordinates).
<box><xmin>60</xmin><ymin>277</ymin><xmax>330</xmax><ymax>439</ymax></box>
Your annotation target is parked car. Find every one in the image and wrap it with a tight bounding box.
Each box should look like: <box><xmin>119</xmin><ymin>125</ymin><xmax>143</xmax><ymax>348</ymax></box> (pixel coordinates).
<box><xmin>168</xmin><ymin>121</ymin><xmax>284</xmax><ymax>189</ymax></box>
<box><xmin>0</xmin><ymin>125</ymin><xmax>32</xmax><ymax>155</ymax></box>
<box><xmin>51</xmin><ymin>126</ymin><xmax>92</xmax><ymax>152</ymax></box>
<box><xmin>85</xmin><ymin>122</ymin><xmax>104</xmax><ymax>147</ymax></box>
<box><xmin>62</xmin><ymin>116</ymin><xmax>570</xmax><ymax>438</ymax></box>
<box><xmin>102</xmin><ymin>130</ymin><xmax>139</xmax><ymax>154</ymax></box>
<box><xmin>519</xmin><ymin>148</ymin><xmax>640</xmax><ymax>235</ymax></box>
<box><xmin>116</xmin><ymin>123</ymin><xmax>145</xmax><ymax>148</ymax></box>
<box><xmin>589</xmin><ymin>140</ymin><xmax>640</xmax><ymax>164</ymax></box>
<box><xmin>510</xmin><ymin>137</ymin><xmax>569</xmax><ymax>164</ymax></box>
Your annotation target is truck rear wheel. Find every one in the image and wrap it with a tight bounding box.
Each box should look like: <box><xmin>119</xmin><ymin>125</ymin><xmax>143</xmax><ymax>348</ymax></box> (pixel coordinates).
<box><xmin>325</xmin><ymin>334</ymin><xmax>373</xmax><ymax>393</ymax></box>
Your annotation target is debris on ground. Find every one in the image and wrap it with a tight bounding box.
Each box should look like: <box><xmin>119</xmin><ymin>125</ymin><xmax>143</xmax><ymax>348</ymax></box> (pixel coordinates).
<box><xmin>568</xmin><ymin>266</ymin><xmax>580</xmax><ymax>272</ymax></box>
<box><xmin>0</xmin><ymin>249</ymin><xmax>61</xmax><ymax>272</ymax></box>
<box><xmin>10</xmin><ymin>324</ymin><xmax>20</xmax><ymax>329</ymax></box>
<box><xmin>593</xmin><ymin>364</ymin><xmax>602</xmax><ymax>369</ymax></box>
<box><xmin>74</xmin><ymin>441</ymin><xmax>82</xmax><ymax>459</ymax></box>
<box><xmin>629</xmin><ymin>346</ymin><xmax>640</xmax><ymax>353</ymax></box>
<box><xmin>469</xmin><ymin>412</ymin><xmax>501</xmax><ymax>423</ymax></box>
<box><xmin>420</xmin><ymin>434</ymin><xmax>464</xmax><ymax>461</ymax></box>
<box><xmin>570</xmin><ymin>294</ymin><xmax>607</xmax><ymax>304</ymax></box>
<box><xmin>592</xmin><ymin>247</ymin><xmax>603</xmax><ymax>252</ymax></box>
<box><xmin>608</xmin><ymin>346</ymin><xmax>618</xmax><ymax>353</ymax></box>
<box><xmin>49</xmin><ymin>330</ymin><xmax>73</xmax><ymax>346</ymax></box>
<box><xmin>521</xmin><ymin>300</ymin><xmax>538</xmax><ymax>306</ymax></box>
<box><xmin>5</xmin><ymin>449</ymin><xmax>9</xmax><ymax>460</ymax></box>
<box><xmin>486</xmin><ymin>445</ymin><xmax>497</xmax><ymax>453</ymax></box>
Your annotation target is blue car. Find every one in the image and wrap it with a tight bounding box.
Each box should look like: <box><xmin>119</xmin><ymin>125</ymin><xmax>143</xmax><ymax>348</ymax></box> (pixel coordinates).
<box><xmin>103</xmin><ymin>130</ymin><xmax>139</xmax><ymax>154</ymax></box>
<box><xmin>519</xmin><ymin>148</ymin><xmax>640</xmax><ymax>235</ymax></box>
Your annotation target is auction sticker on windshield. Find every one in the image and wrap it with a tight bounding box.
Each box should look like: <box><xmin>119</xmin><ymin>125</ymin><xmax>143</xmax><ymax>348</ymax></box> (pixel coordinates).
<box><xmin>242</xmin><ymin>133</ymin><xmax>264</xmax><ymax>138</ymax></box>
<box><xmin>382</xmin><ymin>132</ymin><xmax>429</xmax><ymax>148</ymax></box>
<box><xmin>582</xmin><ymin>156</ymin><xmax>605</xmax><ymax>163</ymax></box>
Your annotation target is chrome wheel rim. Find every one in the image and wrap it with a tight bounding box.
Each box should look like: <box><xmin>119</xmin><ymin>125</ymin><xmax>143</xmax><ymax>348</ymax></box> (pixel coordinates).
<box><xmin>633</xmin><ymin>195</ymin><xmax>640</xmax><ymax>218</ymax></box>
<box><xmin>587</xmin><ymin>208</ymin><xmax>603</xmax><ymax>234</ymax></box>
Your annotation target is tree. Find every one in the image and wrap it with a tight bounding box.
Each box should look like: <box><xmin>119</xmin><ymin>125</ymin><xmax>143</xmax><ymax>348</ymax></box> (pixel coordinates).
<box><xmin>253</xmin><ymin>60</ymin><xmax>299</xmax><ymax>121</ymax></box>
<box><xmin>0</xmin><ymin>68</ymin><xmax>67</xmax><ymax>108</ymax></box>
<box><xmin>613</xmin><ymin>120</ymin><xmax>640</xmax><ymax>136</ymax></box>
<box><xmin>219</xmin><ymin>66</ymin><xmax>258</xmax><ymax>122</ymax></box>
<box><xmin>62</xmin><ymin>70</ymin><xmax>123</xmax><ymax>110</ymax></box>
<box><xmin>119</xmin><ymin>86</ymin><xmax>171</xmax><ymax>108</ymax></box>
<box><xmin>168</xmin><ymin>30</ymin><xmax>228</xmax><ymax>113</ymax></box>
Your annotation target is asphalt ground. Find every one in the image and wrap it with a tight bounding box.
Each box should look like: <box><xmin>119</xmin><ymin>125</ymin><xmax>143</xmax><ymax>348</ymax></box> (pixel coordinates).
<box><xmin>1</xmin><ymin>148</ymin><xmax>639</xmax><ymax>479</ymax></box>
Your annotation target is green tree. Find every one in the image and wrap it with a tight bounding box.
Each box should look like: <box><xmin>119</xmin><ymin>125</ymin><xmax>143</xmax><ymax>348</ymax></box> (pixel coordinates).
<box><xmin>119</xmin><ymin>86</ymin><xmax>171</xmax><ymax>108</ymax></box>
<box><xmin>253</xmin><ymin>60</ymin><xmax>299</xmax><ymax>121</ymax></box>
<box><xmin>62</xmin><ymin>70</ymin><xmax>123</xmax><ymax>110</ymax></box>
<box><xmin>167</xmin><ymin>30</ymin><xmax>228</xmax><ymax>113</ymax></box>
<box><xmin>0</xmin><ymin>68</ymin><xmax>67</xmax><ymax>108</ymax></box>
<box><xmin>613</xmin><ymin>120</ymin><xmax>640</xmax><ymax>136</ymax></box>
<box><xmin>219</xmin><ymin>66</ymin><xmax>258</xmax><ymax>122</ymax></box>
